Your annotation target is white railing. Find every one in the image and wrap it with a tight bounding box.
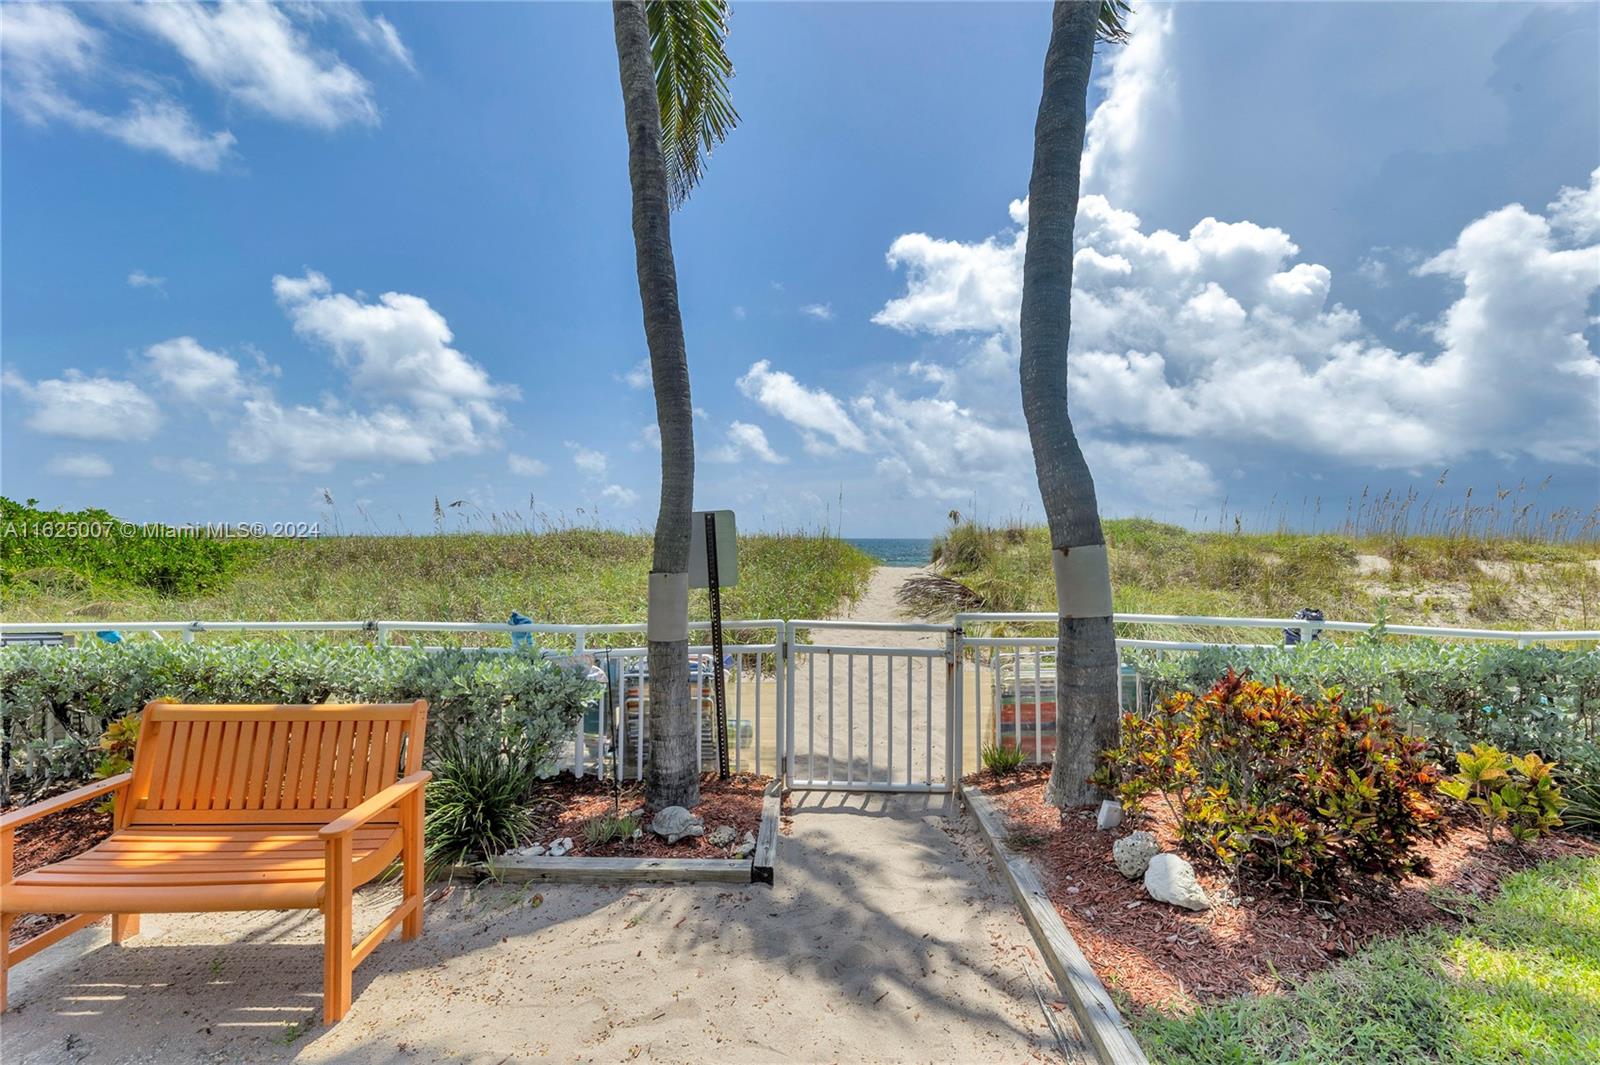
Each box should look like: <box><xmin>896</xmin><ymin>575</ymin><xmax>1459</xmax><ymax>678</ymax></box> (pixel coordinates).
<box><xmin>947</xmin><ymin>612</ymin><xmax>1599</xmax><ymax>774</ymax></box>
<box><xmin>0</xmin><ymin>617</ymin><xmax>789</xmax><ymax>784</ymax></box>
<box><xmin>954</xmin><ymin>612</ymin><xmax>1600</xmax><ymax>648</ymax></box>
<box><xmin>4</xmin><ymin>612</ymin><xmax>1593</xmax><ymax>646</ymax></box>
<box><xmin>4</xmin><ymin>612</ymin><xmax>1595</xmax><ymax>793</ymax></box>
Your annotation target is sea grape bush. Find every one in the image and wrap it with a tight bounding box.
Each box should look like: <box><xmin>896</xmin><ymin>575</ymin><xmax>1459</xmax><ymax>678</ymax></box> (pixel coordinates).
<box><xmin>1</xmin><ymin>496</ymin><xmax>250</xmax><ymax>597</ymax></box>
<box><xmin>0</xmin><ymin>639</ymin><xmax>598</xmax><ymax>803</ymax></box>
<box><xmin>1095</xmin><ymin>672</ymin><xmax>1444</xmax><ymax>893</ymax></box>
<box><xmin>1438</xmin><ymin>744</ymin><xmax>1565</xmax><ymax>845</ymax></box>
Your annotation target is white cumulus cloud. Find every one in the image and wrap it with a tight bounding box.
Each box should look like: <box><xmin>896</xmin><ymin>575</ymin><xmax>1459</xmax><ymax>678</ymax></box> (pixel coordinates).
<box><xmin>736</xmin><ymin>360</ymin><xmax>868</xmax><ymax>454</ymax></box>
<box><xmin>143</xmin><ymin>336</ymin><xmax>246</xmax><ymax>406</ymax></box>
<box><xmin>708</xmin><ymin>421</ymin><xmax>786</xmax><ymax>465</ymax></box>
<box><xmin>110</xmin><ymin>272</ymin><xmax>517</xmax><ymax>473</ymax></box>
<box><xmin>1548</xmin><ymin>166</ymin><xmax>1600</xmax><ymax>244</ymax></box>
<box><xmin>2</xmin><ymin>369</ymin><xmax>162</xmax><ymax>440</ymax></box>
<box><xmin>872</xmin><ymin>170</ymin><xmax>1600</xmax><ymax>475</ymax></box>
<box><xmin>565</xmin><ymin>442</ymin><xmax>609</xmax><ymax>478</ymax></box>
<box><xmin>1080</xmin><ymin>4</ymin><xmax>1176</xmax><ymax>209</ymax></box>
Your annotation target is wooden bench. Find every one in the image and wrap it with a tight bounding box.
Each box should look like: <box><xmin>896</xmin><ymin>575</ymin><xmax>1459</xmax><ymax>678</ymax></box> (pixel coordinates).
<box><xmin>0</xmin><ymin>700</ymin><xmax>430</xmax><ymax>1023</ymax></box>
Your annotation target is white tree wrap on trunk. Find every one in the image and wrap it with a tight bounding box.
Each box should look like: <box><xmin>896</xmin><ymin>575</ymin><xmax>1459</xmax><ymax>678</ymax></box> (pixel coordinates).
<box><xmin>646</xmin><ymin>573</ymin><xmax>689</xmax><ymax>642</ymax></box>
<box><xmin>1052</xmin><ymin>544</ymin><xmax>1113</xmax><ymax>618</ymax></box>
<box><xmin>1019</xmin><ymin>1</ymin><xmax>1122</xmax><ymax>809</ymax></box>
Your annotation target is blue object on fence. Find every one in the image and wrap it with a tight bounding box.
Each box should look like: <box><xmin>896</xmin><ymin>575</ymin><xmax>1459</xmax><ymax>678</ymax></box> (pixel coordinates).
<box><xmin>96</xmin><ymin>630</ymin><xmax>122</xmax><ymax>644</ymax></box>
<box><xmin>509</xmin><ymin>611</ymin><xmax>534</xmax><ymax>648</ymax></box>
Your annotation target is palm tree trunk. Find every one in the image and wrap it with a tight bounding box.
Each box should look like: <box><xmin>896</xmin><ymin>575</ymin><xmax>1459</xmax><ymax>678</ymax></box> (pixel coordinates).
<box><xmin>614</xmin><ymin>0</ymin><xmax>698</xmax><ymax>811</ymax></box>
<box><xmin>1020</xmin><ymin>1</ymin><xmax>1119</xmax><ymax>809</ymax></box>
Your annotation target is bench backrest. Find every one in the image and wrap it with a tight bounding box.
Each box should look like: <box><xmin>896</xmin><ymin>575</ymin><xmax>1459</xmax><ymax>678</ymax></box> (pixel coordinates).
<box><xmin>124</xmin><ymin>701</ymin><xmax>429</xmax><ymax>826</ymax></box>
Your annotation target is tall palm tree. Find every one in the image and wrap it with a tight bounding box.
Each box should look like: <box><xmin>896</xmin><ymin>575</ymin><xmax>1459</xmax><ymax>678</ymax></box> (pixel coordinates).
<box><xmin>612</xmin><ymin>0</ymin><xmax>738</xmax><ymax>810</ymax></box>
<box><xmin>1019</xmin><ymin>0</ymin><xmax>1130</xmax><ymax>808</ymax></box>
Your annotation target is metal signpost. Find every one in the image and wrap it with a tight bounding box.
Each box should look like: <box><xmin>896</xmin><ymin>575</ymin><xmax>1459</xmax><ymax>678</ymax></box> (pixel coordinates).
<box><xmin>690</xmin><ymin>511</ymin><xmax>738</xmax><ymax>779</ymax></box>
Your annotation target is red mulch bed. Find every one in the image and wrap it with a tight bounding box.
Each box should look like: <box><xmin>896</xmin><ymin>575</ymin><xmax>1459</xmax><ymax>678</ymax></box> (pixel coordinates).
<box><xmin>973</xmin><ymin>765</ymin><xmax>1600</xmax><ymax>1011</ymax></box>
<box><xmin>530</xmin><ymin>771</ymin><xmax>778</xmax><ymax>859</ymax></box>
<box><xmin>4</xmin><ymin>799</ymin><xmax>114</xmax><ymax>946</ymax></box>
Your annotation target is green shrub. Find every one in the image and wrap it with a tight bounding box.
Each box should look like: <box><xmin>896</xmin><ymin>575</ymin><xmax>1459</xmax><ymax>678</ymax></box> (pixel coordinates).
<box><xmin>423</xmin><ymin>729</ymin><xmax>544</xmax><ymax>873</ymax></box>
<box><xmin>2</xmin><ymin>496</ymin><xmax>252</xmax><ymax>597</ymax></box>
<box><xmin>981</xmin><ymin>743</ymin><xmax>1027</xmax><ymax>776</ymax></box>
<box><xmin>1095</xmin><ymin>672</ymin><xmax>1444</xmax><ymax>893</ymax></box>
<box><xmin>0</xmin><ymin>639</ymin><xmax>598</xmax><ymax>803</ymax></box>
<box><xmin>1129</xmin><ymin>641</ymin><xmax>1600</xmax><ymax>770</ymax></box>
<box><xmin>1437</xmin><ymin>744</ymin><xmax>1565</xmax><ymax>844</ymax></box>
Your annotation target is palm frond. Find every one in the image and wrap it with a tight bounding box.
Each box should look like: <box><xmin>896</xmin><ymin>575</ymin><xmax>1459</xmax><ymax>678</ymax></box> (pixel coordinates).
<box><xmin>646</xmin><ymin>0</ymin><xmax>740</xmax><ymax>207</ymax></box>
<box><xmin>1098</xmin><ymin>0</ymin><xmax>1133</xmax><ymax>44</ymax></box>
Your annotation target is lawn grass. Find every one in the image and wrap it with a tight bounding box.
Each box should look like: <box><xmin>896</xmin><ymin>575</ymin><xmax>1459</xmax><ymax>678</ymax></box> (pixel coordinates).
<box><xmin>924</xmin><ymin>519</ymin><xmax>1599</xmax><ymax>635</ymax></box>
<box><xmin>3</xmin><ymin>497</ymin><xmax>876</xmax><ymax>641</ymax></box>
<box><xmin>1134</xmin><ymin>856</ymin><xmax>1600</xmax><ymax>1065</ymax></box>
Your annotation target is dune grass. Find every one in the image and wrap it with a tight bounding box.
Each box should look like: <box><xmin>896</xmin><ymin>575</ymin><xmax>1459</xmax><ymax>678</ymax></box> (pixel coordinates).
<box><xmin>3</xmin><ymin>498</ymin><xmax>876</xmax><ymax>642</ymax></box>
<box><xmin>921</xmin><ymin>518</ymin><xmax>1599</xmax><ymax>635</ymax></box>
<box><xmin>1134</xmin><ymin>857</ymin><xmax>1600</xmax><ymax>1065</ymax></box>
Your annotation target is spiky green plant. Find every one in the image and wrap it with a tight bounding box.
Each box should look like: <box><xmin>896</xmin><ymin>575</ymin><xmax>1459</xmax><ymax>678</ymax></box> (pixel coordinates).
<box><xmin>423</xmin><ymin>730</ymin><xmax>543</xmax><ymax>874</ymax></box>
<box><xmin>981</xmin><ymin>743</ymin><xmax>1028</xmax><ymax>777</ymax></box>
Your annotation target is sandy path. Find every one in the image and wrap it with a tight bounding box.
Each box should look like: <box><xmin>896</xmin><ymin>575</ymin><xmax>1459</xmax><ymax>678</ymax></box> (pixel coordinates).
<box><xmin>0</xmin><ymin>798</ymin><xmax>1075</xmax><ymax>1063</ymax></box>
<box><xmin>791</xmin><ymin>566</ymin><xmax>962</xmax><ymax>788</ymax></box>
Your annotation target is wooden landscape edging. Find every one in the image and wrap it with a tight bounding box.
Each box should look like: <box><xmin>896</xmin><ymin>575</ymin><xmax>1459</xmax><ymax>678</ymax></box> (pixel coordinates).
<box><xmin>959</xmin><ymin>782</ymin><xmax>1149</xmax><ymax>1065</ymax></box>
<box><xmin>751</xmin><ymin>779</ymin><xmax>782</xmax><ymax>885</ymax></box>
<box><xmin>479</xmin><ymin>782</ymin><xmax>785</xmax><ymax>887</ymax></box>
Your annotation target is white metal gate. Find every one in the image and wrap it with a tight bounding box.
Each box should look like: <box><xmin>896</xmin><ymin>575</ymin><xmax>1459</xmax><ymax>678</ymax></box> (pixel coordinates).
<box><xmin>782</xmin><ymin>620</ymin><xmax>955</xmax><ymax>793</ymax></box>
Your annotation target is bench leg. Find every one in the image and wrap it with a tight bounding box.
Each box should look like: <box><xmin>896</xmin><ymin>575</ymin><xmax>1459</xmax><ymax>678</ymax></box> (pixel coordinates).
<box><xmin>1</xmin><ymin>913</ymin><xmax>13</xmax><ymax>1012</ymax></box>
<box><xmin>401</xmin><ymin>788</ymin><xmax>424</xmax><ymax>941</ymax></box>
<box><xmin>323</xmin><ymin>837</ymin><xmax>353</xmax><ymax>1024</ymax></box>
<box><xmin>111</xmin><ymin>914</ymin><xmax>140</xmax><ymax>945</ymax></box>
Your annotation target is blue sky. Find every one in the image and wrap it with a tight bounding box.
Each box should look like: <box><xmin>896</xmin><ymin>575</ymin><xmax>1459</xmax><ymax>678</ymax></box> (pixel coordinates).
<box><xmin>2</xmin><ymin>2</ymin><xmax>1597</xmax><ymax>538</ymax></box>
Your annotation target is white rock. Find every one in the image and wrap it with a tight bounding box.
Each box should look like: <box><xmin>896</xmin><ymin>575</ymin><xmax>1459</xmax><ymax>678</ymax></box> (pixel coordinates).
<box><xmin>649</xmin><ymin>806</ymin><xmax>705</xmax><ymax>844</ymax></box>
<box><xmin>521</xmin><ymin>843</ymin><xmax>547</xmax><ymax>857</ymax></box>
<box><xmin>731</xmin><ymin>831</ymin><xmax>756</xmax><ymax>858</ymax></box>
<box><xmin>1143</xmin><ymin>853</ymin><xmax>1211</xmax><ymax>911</ymax></box>
<box><xmin>1112</xmin><ymin>831</ymin><xmax>1159</xmax><ymax>879</ymax></box>
<box><xmin>546</xmin><ymin>837</ymin><xmax>574</xmax><ymax>857</ymax></box>
<box><xmin>1096</xmin><ymin>800</ymin><xmax>1124</xmax><ymax>832</ymax></box>
<box><xmin>708</xmin><ymin>825</ymin><xmax>738</xmax><ymax>847</ymax></box>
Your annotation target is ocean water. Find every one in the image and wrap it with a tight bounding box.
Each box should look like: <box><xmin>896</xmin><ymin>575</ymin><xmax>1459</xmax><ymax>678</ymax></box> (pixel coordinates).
<box><xmin>846</xmin><ymin>538</ymin><xmax>934</xmax><ymax>567</ymax></box>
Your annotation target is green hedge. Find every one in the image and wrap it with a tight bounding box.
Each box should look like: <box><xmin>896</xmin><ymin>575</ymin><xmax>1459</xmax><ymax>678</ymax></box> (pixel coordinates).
<box><xmin>1129</xmin><ymin>641</ymin><xmax>1600</xmax><ymax>770</ymax></box>
<box><xmin>0</xmin><ymin>640</ymin><xmax>598</xmax><ymax>803</ymax></box>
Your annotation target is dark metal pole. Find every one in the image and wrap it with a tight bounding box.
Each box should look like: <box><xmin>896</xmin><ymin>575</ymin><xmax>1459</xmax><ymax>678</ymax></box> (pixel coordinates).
<box><xmin>704</xmin><ymin>513</ymin><xmax>731</xmax><ymax>779</ymax></box>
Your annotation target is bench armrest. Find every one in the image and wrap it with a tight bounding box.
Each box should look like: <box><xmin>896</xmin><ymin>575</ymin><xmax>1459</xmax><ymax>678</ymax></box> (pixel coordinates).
<box><xmin>319</xmin><ymin>771</ymin><xmax>431</xmax><ymax>841</ymax></box>
<box><xmin>0</xmin><ymin>773</ymin><xmax>132</xmax><ymax>834</ymax></box>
